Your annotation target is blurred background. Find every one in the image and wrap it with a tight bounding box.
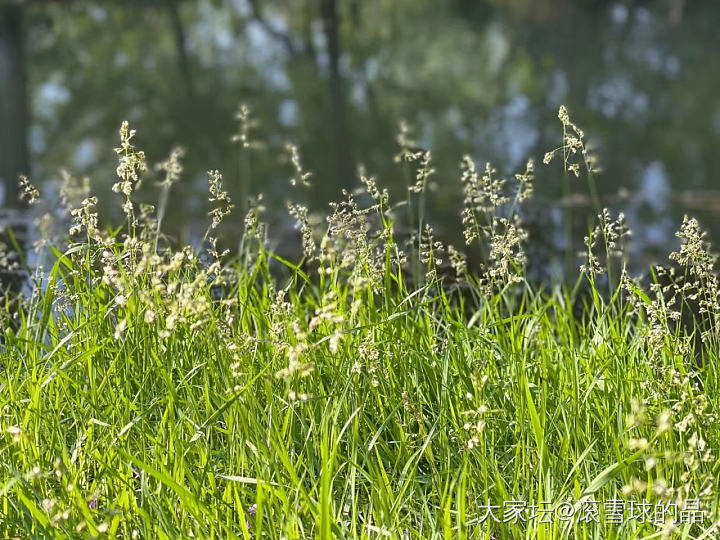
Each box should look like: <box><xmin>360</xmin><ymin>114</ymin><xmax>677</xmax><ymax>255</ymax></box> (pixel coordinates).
<box><xmin>1</xmin><ymin>0</ymin><xmax>719</xmax><ymax>279</ymax></box>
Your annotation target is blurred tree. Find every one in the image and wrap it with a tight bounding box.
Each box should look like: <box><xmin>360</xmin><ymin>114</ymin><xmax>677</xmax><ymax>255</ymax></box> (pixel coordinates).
<box><xmin>0</xmin><ymin>1</ymin><xmax>31</xmax><ymax>302</ymax></box>
<box><xmin>13</xmin><ymin>0</ymin><xmax>720</xmax><ymax>263</ymax></box>
<box><xmin>320</xmin><ymin>0</ymin><xmax>354</xmax><ymax>190</ymax></box>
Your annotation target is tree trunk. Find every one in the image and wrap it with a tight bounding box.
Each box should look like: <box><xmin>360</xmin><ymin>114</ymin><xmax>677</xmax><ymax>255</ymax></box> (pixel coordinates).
<box><xmin>0</xmin><ymin>4</ymin><xmax>29</xmax><ymax>306</ymax></box>
<box><xmin>320</xmin><ymin>0</ymin><xmax>354</xmax><ymax>192</ymax></box>
<box><xmin>167</xmin><ymin>1</ymin><xmax>196</xmax><ymax>101</ymax></box>
<box><xmin>669</xmin><ymin>0</ymin><xmax>685</xmax><ymax>26</ymax></box>
<box><xmin>0</xmin><ymin>4</ymin><xmax>29</xmax><ymax>210</ymax></box>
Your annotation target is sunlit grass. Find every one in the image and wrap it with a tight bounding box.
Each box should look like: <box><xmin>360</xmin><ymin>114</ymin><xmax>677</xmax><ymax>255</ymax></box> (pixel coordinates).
<box><xmin>0</xmin><ymin>108</ymin><xmax>718</xmax><ymax>539</ymax></box>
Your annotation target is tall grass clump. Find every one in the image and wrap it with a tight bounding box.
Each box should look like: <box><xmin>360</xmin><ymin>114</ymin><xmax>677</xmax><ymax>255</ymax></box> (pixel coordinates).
<box><xmin>0</xmin><ymin>107</ymin><xmax>719</xmax><ymax>539</ymax></box>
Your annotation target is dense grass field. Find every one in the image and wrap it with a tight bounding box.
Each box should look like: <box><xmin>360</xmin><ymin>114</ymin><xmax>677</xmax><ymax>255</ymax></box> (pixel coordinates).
<box><xmin>1</xmin><ymin>111</ymin><xmax>719</xmax><ymax>538</ymax></box>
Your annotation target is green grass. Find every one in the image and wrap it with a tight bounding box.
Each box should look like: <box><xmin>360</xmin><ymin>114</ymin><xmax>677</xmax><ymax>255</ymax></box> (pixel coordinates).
<box><xmin>1</xmin><ymin>110</ymin><xmax>719</xmax><ymax>539</ymax></box>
